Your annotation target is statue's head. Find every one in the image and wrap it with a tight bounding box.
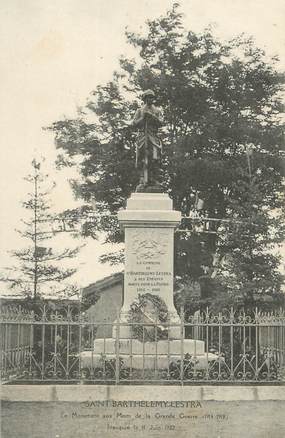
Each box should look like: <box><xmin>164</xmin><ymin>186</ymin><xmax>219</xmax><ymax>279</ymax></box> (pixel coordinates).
<box><xmin>142</xmin><ymin>89</ymin><xmax>155</xmax><ymax>104</ymax></box>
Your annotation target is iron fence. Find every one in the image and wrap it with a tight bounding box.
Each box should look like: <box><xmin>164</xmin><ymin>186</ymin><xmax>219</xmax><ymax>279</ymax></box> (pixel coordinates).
<box><xmin>1</xmin><ymin>305</ymin><xmax>284</xmax><ymax>384</ymax></box>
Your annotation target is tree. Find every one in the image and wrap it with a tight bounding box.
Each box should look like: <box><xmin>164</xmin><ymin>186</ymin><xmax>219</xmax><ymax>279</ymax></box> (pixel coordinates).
<box><xmin>48</xmin><ymin>3</ymin><xmax>285</xmax><ymax>307</ymax></box>
<box><xmin>1</xmin><ymin>159</ymin><xmax>81</xmax><ymax>300</ymax></box>
<box><xmin>214</xmin><ymin>157</ymin><xmax>284</xmax><ymax>308</ymax></box>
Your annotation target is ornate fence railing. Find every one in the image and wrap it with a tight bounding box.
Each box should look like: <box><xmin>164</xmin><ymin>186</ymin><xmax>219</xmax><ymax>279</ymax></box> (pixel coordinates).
<box><xmin>1</xmin><ymin>306</ymin><xmax>284</xmax><ymax>384</ymax></box>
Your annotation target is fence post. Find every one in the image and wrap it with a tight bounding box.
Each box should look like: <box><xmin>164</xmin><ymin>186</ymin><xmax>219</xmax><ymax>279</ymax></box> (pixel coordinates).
<box><xmin>4</xmin><ymin>322</ymin><xmax>8</xmax><ymax>378</ymax></box>
<box><xmin>115</xmin><ymin>308</ymin><xmax>120</xmax><ymax>384</ymax></box>
<box><xmin>66</xmin><ymin>307</ymin><xmax>70</xmax><ymax>380</ymax></box>
<box><xmin>280</xmin><ymin>314</ymin><xmax>285</xmax><ymax>367</ymax></box>
<box><xmin>230</xmin><ymin>307</ymin><xmax>234</xmax><ymax>381</ymax></box>
<box><xmin>242</xmin><ymin>311</ymin><xmax>246</xmax><ymax>380</ymax></box>
<box><xmin>218</xmin><ymin>312</ymin><xmax>222</xmax><ymax>380</ymax></box>
<box><xmin>78</xmin><ymin>313</ymin><xmax>83</xmax><ymax>382</ymax></box>
<box><xmin>16</xmin><ymin>317</ymin><xmax>20</xmax><ymax>370</ymax></box>
<box><xmin>279</xmin><ymin>311</ymin><xmax>285</xmax><ymax>378</ymax></box>
<box><xmin>29</xmin><ymin>318</ymin><xmax>33</xmax><ymax>378</ymax></box>
<box><xmin>205</xmin><ymin>307</ymin><xmax>209</xmax><ymax>380</ymax></box>
<box><xmin>154</xmin><ymin>315</ymin><xmax>158</xmax><ymax>380</ymax></box>
<box><xmin>255</xmin><ymin>308</ymin><xmax>259</xmax><ymax>381</ymax></box>
<box><xmin>180</xmin><ymin>307</ymin><xmax>184</xmax><ymax>384</ymax></box>
<box><xmin>41</xmin><ymin>306</ymin><xmax>46</xmax><ymax>380</ymax></box>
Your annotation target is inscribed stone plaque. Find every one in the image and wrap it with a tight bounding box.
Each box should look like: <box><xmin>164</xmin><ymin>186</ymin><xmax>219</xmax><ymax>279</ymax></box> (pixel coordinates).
<box><xmin>123</xmin><ymin>227</ymin><xmax>175</xmax><ymax>311</ymax></box>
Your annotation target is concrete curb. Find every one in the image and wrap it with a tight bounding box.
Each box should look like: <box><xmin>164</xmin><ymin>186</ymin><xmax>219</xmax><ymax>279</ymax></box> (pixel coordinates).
<box><xmin>1</xmin><ymin>385</ymin><xmax>285</xmax><ymax>402</ymax></box>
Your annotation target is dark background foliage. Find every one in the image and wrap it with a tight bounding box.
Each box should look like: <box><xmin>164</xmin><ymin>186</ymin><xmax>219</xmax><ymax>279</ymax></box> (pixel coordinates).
<box><xmin>48</xmin><ymin>3</ymin><xmax>285</xmax><ymax>310</ymax></box>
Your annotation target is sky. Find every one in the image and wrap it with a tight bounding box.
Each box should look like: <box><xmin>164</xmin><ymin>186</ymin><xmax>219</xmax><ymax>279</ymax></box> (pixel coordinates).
<box><xmin>0</xmin><ymin>0</ymin><xmax>284</xmax><ymax>296</ymax></box>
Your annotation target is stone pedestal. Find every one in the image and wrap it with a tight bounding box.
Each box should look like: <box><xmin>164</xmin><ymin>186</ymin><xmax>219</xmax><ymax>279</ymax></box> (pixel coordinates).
<box><xmin>79</xmin><ymin>193</ymin><xmax>212</xmax><ymax>371</ymax></box>
<box><xmin>81</xmin><ymin>339</ymin><xmax>215</xmax><ymax>370</ymax></box>
<box><xmin>114</xmin><ymin>192</ymin><xmax>181</xmax><ymax>339</ymax></box>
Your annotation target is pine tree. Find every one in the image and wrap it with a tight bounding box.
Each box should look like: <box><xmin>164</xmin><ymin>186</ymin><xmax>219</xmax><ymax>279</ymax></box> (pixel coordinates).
<box><xmin>1</xmin><ymin>159</ymin><xmax>81</xmax><ymax>300</ymax></box>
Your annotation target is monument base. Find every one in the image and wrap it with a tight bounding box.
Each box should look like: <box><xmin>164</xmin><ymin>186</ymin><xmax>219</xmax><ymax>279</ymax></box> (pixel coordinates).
<box><xmin>80</xmin><ymin>339</ymin><xmax>217</xmax><ymax>370</ymax></box>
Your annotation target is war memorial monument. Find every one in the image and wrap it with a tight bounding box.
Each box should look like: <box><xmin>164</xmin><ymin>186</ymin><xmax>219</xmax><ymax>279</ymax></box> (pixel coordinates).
<box><xmin>81</xmin><ymin>90</ymin><xmax>216</xmax><ymax>371</ymax></box>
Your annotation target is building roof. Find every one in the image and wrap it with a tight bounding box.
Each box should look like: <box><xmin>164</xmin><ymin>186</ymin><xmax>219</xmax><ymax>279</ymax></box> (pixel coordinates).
<box><xmin>82</xmin><ymin>272</ymin><xmax>123</xmax><ymax>299</ymax></box>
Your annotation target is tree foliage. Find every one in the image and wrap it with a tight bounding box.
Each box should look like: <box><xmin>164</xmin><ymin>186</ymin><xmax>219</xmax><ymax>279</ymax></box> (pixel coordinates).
<box><xmin>48</xmin><ymin>3</ymin><xmax>285</xmax><ymax>307</ymax></box>
<box><xmin>1</xmin><ymin>160</ymin><xmax>81</xmax><ymax>299</ymax></box>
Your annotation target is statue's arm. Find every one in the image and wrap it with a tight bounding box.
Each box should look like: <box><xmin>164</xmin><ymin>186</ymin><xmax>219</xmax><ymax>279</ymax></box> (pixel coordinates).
<box><xmin>155</xmin><ymin>109</ymin><xmax>163</xmax><ymax>126</ymax></box>
<box><xmin>132</xmin><ymin>108</ymin><xmax>145</xmax><ymax>127</ymax></box>
<box><xmin>132</xmin><ymin>106</ymin><xmax>163</xmax><ymax>127</ymax></box>
<box><xmin>146</xmin><ymin>108</ymin><xmax>163</xmax><ymax>127</ymax></box>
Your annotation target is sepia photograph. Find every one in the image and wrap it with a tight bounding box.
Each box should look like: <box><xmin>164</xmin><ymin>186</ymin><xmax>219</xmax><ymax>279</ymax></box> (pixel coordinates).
<box><xmin>1</xmin><ymin>1</ymin><xmax>285</xmax><ymax>437</ymax></box>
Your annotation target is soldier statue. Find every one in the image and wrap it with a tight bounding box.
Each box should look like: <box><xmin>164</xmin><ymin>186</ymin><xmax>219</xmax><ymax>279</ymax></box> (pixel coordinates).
<box><xmin>132</xmin><ymin>90</ymin><xmax>163</xmax><ymax>192</ymax></box>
